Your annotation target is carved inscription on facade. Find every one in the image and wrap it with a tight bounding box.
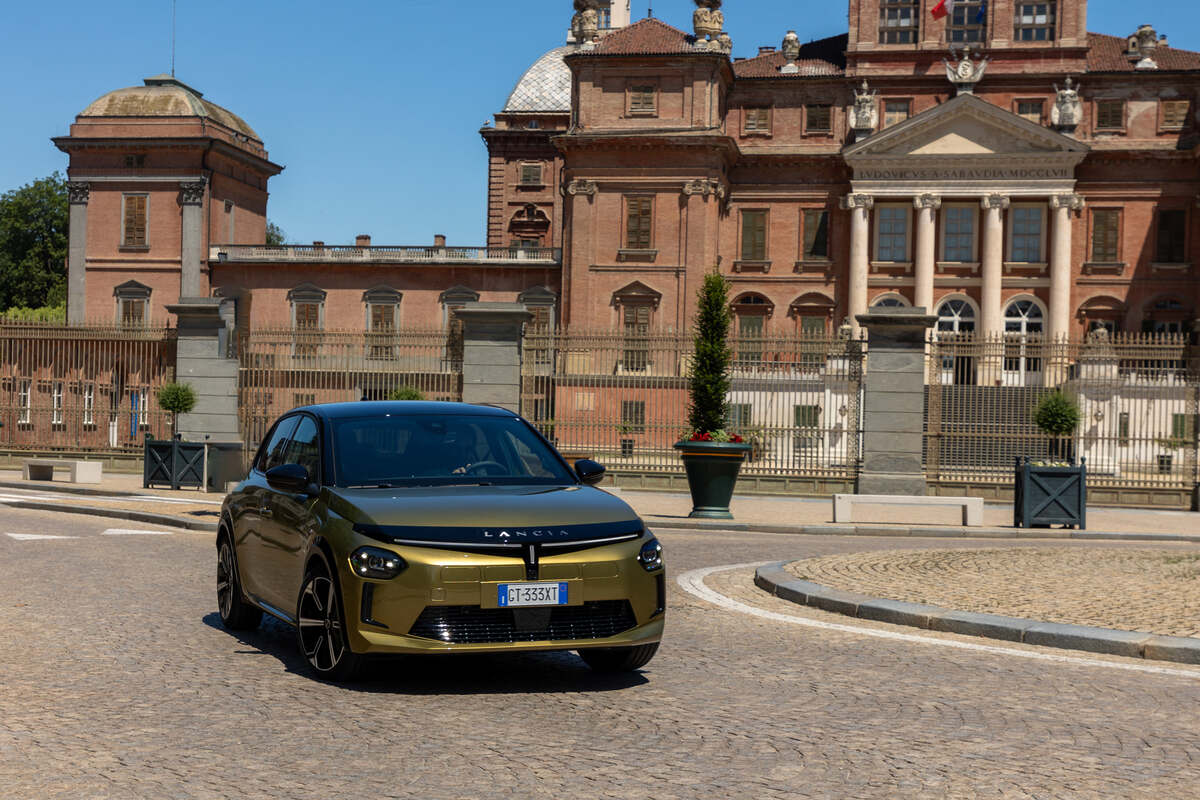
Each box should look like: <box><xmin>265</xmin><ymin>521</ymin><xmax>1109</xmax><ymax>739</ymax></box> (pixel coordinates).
<box><xmin>856</xmin><ymin>166</ymin><xmax>1073</xmax><ymax>181</ymax></box>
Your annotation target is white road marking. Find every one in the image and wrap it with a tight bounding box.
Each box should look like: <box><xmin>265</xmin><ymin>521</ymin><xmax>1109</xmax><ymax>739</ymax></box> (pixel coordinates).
<box><xmin>677</xmin><ymin>562</ymin><xmax>1200</xmax><ymax>680</ymax></box>
<box><xmin>6</xmin><ymin>533</ymin><xmax>78</xmax><ymax>541</ymax></box>
<box><xmin>102</xmin><ymin>529</ymin><xmax>174</xmax><ymax>536</ymax></box>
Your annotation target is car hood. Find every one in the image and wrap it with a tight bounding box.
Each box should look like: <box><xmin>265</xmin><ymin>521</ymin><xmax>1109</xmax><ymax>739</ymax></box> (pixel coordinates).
<box><xmin>325</xmin><ymin>484</ymin><xmax>644</xmax><ymax>548</ymax></box>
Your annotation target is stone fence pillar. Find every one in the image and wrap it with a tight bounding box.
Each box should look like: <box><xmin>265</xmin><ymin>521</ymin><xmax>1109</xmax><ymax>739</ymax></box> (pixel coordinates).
<box><xmin>455</xmin><ymin>303</ymin><xmax>531</xmax><ymax>413</ymax></box>
<box><xmin>167</xmin><ymin>299</ymin><xmax>240</xmax><ymax>442</ymax></box>
<box><xmin>856</xmin><ymin>308</ymin><xmax>937</xmax><ymax>495</ymax></box>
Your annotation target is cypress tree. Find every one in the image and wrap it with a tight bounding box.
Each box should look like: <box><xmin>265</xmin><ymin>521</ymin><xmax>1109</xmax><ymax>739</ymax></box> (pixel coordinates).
<box><xmin>687</xmin><ymin>272</ymin><xmax>732</xmax><ymax>435</ymax></box>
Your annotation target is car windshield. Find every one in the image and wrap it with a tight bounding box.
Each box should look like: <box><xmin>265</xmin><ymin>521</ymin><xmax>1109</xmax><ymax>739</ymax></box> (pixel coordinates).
<box><xmin>331</xmin><ymin>413</ymin><xmax>576</xmax><ymax>487</ymax></box>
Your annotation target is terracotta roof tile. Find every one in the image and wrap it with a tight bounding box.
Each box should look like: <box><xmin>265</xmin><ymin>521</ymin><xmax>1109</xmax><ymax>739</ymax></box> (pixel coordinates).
<box><xmin>585</xmin><ymin>18</ymin><xmax>700</xmax><ymax>56</ymax></box>
<box><xmin>1087</xmin><ymin>32</ymin><xmax>1200</xmax><ymax>72</ymax></box>
<box><xmin>733</xmin><ymin>34</ymin><xmax>847</xmax><ymax>78</ymax></box>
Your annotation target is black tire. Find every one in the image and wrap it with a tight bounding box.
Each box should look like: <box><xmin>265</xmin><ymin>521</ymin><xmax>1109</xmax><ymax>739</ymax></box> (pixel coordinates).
<box><xmin>217</xmin><ymin>534</ymin><xmax>262</xmax><ymax>631</ymax></box>
<box><xmin>296</xmin><ymin>552</ymin><xmax>363</xmax><ymax>681</ymax></box>
<box><xmin>578</xmin><ymin>642</ymin><xmax>659</xmax><ymax>672</ymax></box>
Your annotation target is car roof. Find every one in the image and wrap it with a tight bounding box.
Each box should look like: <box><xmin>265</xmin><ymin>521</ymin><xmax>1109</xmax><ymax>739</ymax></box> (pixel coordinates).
<box><xmin>293</xmin><ymin>401</ymin><xmax>520</xmax><ymax>420</ymax></box>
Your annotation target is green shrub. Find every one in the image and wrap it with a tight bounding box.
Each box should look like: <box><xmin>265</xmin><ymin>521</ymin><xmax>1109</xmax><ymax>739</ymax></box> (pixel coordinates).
<box><xmin>1034</xmin><ymin>391</ymin><xmax>1080</xmax><ymax>437</ymax></box>
<box><xmin>2</xmin><ymin>304</ymin><xmax>65</xmax><ymax>323</ymax></box>
<box><xmin>157</xmin><ymin>383</ymin><xmax>197</xmax><ymax>415</ymax></box>
<box><xmin>687</xmin><ymin>272</ymin><xmax>733</xmax><ymax>436</ymax></box>
<box><xmin>389</xmin><ymin>386</ymin><xmax>425</xmax><ymax>401</ymax></box>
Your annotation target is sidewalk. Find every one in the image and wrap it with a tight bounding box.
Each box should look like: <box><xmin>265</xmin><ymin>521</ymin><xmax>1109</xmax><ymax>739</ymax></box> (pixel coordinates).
<box><xmin>1</xmin><ymin>469</ymin><xmax>1195</xmax><ymax>538</ymax></box>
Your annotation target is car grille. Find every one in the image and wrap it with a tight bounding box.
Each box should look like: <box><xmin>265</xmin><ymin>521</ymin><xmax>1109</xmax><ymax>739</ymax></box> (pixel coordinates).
<box><xmin>408</xmin><ymin>600</ymin><xmax>638</xmax><ymax>644</ymax></box>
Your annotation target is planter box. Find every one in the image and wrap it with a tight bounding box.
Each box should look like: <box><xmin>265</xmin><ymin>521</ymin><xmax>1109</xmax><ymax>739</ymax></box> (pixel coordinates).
<box><xmin>674</xmin><ymin>440</ymin><xmax>752</xmax><ymax>519</ymax></box>
<box><xmin>145</xmin><ymin>439</ymin><xmax>244</xmax><ymax>492</ymax></box>
<box><xmin>1014</xmin><ymin>457</ymin><xmax>1087</xmax><ymax>529</ymax></box>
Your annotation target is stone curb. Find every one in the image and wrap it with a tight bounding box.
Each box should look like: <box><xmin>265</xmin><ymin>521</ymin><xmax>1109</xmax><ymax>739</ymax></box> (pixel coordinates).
<box><xmin>0</xmin><ymin>479</ymin><xmax>147</xmax><ymax>498</ymax></box>
<box><xmin>648</xmin><ymin>518</ymin><xmax>1200</xmax><ymax>544</ymax></box>
<box><xmin>0</xmin><ymin>499</ymin><xmax>218</xmax><ymax>533</ymax></box>
<box><xmin>753</xmin><ymin>561</ymin><xmax>1200</xmax><ymax>666</ymax></box>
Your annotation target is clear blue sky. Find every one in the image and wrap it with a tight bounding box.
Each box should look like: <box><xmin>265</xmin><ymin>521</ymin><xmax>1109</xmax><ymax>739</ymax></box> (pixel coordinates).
<box><xmin>1</xmin><ymin>1</ymin><xmax>1195</xmax><ymax>246</ymax></box>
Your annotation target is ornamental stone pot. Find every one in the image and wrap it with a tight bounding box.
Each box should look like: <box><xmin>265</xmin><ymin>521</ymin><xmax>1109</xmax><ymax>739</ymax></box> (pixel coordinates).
<box><xmin>674</xmin><ymin>439</ymin><xmax>752</xmax><ymax>519</ymax></box>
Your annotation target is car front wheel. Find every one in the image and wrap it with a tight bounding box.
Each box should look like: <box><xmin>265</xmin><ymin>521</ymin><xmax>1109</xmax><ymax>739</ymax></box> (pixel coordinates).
<box><xmin>296</xmin><ymin>554</ymin><xmax>362</xmax><ymax>681</ymax></box>
<box><xmin>578</xmin><ymin>642</ymin><xmax>659</xmax><ymax>672</ymax></box>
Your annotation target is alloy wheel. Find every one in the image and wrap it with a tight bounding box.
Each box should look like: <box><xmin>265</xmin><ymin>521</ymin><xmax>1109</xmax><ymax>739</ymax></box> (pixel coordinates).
<box><xmin>298</xmin><ymin>574</ymin><xmax>345</xmax><ymax>673</ymax></box>
<box><xmin>217</xmin><ymin>541</ymin><xmax>235</xmax><ymax>620</ymax></box>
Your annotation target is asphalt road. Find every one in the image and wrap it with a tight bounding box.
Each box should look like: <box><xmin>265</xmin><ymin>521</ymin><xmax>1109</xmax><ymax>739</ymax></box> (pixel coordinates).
<box><xmin>2</xmin><ymin>505</ymin><xmax>1199</xmax><ymax>799</ymax></box>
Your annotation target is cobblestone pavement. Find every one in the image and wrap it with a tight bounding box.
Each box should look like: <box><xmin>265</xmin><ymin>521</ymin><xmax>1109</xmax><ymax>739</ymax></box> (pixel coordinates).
<box><xmin>786</xmin><ymin>547</ymin><xmax>1200</xmax><ymax>638</ymax></box>
<box><xmin>3</xmin><ymin>507</ymin><xmax>1200</xmax><ymax>799</ymax></box>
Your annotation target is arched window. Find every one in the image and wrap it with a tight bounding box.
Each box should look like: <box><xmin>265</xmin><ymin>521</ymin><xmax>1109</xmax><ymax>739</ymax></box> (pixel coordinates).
<box><xmin>1142</xmin><ymin>296</ymin><xmax>1192</xmax><ymax>334</ymax></box>
<box><xmin>1004</xmin><ymin>298</ymin><xmax>1045</xmax><ymax>336</ymax></box>
<box><xmin>1077</xmin><ymin>296</ymin><xmax>1125</xmax><ymax>335</ymax></box>
<box><xmin>936</xmin><ymin>297</ymin><xmax>977</xmax><ymax>334</ymax></box>
<box><xmin>871</xmin><ymin>293</ymin><xmax>910</xmax><ymax>309</ymax></box>
<box><xmin>789</xmin><ymin>293</ymin><xmax>835</xmax><ymax>335</ymax></box>
<box><xmin>1003</xmin><ymin>298</ymin><xmax>1046</xmax><ymax>382</ymax></box>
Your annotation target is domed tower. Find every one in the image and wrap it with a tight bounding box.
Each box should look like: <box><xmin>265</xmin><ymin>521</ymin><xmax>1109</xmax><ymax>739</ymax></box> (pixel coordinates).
<box><xmin>53</xmin><ymin>75</ymin><xmax>283</xmax><ymax>325</ymax></box>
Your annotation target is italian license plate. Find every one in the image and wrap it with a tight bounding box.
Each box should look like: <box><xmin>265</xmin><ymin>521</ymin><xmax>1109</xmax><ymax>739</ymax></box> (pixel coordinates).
<box><xmin>498</xmin><ymin>582</ymin><xmax>568</xmax><ymax>608</ymax></box>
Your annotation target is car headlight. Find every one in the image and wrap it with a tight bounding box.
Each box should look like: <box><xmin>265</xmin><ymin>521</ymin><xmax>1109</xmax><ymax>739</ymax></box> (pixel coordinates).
<box><xmin>350</xmin><ymin>546</ymin><xmax>406</xmax><ymax>579</ymax></box>
<box><xmin>637</xmin><ymin>538</ymin><xmax>663</xmax><ymax>572</ymax></box>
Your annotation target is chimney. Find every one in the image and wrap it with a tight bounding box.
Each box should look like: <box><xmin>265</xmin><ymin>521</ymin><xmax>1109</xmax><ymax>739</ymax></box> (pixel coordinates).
<box><xmin>355</xmin><ymin>234</ymin><xmax>371</xmax><ymax>248</ymax></box>
<box><xmin>434</xmin><ymin>234</ymin><xmax>446</xmax><ymax>248</ymax></box>
<box><xmin>312</xmin><ymin>240</ymin><xmax>324</xmax><ymax>249</ymax></box>
<box><xmin>759</xmin><ymin>46</ymin><xmax>776</xmax><ymax>55</ymax></box>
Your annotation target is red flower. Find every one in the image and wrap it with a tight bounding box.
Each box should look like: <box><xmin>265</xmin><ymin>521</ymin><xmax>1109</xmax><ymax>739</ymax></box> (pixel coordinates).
<box><xmin>730</xmin><ymin>434</ymin><xmax>744</xmax><ymax>443</ymax></box>
<box><xmin>689</xmin><ymin>431</ymin><xmax>713</xmax><ymax>441</ymax></box>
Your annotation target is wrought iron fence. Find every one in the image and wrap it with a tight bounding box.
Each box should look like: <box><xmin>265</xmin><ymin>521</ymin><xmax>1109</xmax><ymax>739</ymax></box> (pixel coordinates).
<box><xmin>926</xmin><ymin>332</ymin><xmax>1199</xmax><ymax>491</ymax></box>
<box><xmin>0</xmin><ymin>321</ymin><xmax>177</xmax><ymax>453</ymax></box>
<box><xmin>521</xmin><ymin>328</ymin><xmax>865</xmax><ymax>480</ymax></box>
<box><xmin>238</xmin><ymin>328</ymin><xmax>464</xmax><ymax>454</ymax></box>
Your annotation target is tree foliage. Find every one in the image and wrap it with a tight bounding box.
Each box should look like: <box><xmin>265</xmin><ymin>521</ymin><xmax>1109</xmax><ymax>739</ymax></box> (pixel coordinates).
<box><xmin>266</xmin><ymin>221</ymin><xmax>287</xmax><ymax>246</ymax></box>
<box><xmin>0</xmin><ymin>173</ymin><xmax>68</xmax><ymax>310</ymax></box>
<box><xmin>388</xmin><ymin>386</ymin><xmax>425</xmax><ymax>401</ymax></box>
<box><xmin>1</xmin><ymin>304</ymin><xmax>65</xmax><ymax>323</ymax></box>
<box><xmin>157</xmin><ymin>383</ymin><xmax>198</xmax><ymax>415</ymax></box>
<box><xmin>1034</xmin><ymin>391</ymin><xmax>1080</xmax><ymax>437</ymax></box>
<box><xmin>687</xmin><ymin>271</ymin><xmax>733</xmax><ymax>435</ymax></box>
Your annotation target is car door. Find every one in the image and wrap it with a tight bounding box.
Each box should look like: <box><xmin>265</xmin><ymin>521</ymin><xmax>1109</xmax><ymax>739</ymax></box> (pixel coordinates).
<box><xmin>237</xmin><ymin>415</ymin><xmax>299</xmax><ymax>606</ymax></box>
<box><xmin>259</xmin><ymin>413</ymin><xmax>324</xmax><ymax>612</ymax></box>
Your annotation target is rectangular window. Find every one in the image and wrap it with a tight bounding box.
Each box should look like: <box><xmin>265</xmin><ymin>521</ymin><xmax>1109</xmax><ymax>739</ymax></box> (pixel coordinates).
<box><xmin>737</xmin><ymin>314</ymin><xmax>764</xmax><ymax>364</ymax></box>
<box><xmin>879</xmin><ymin>0</ymin><xmax>918</xmax><ymax>44</ymax></box>
<box><xmin>621</xmin><ymin>400</ymin><xmax>646</xmax><ymax>434</ymax></box>
<box><xmin>1118</xmin><ymin>411</ymin><xmax>1130</xmax><ymax>446</ymax></box>
<box><xmin>598</xmin><ymin>7</ymin><xmax>611</xmax><ymax>28</ymax></box>
<box><xmin>83</xmin><ymin>384</ymin><xmax>95</xmax><ymax>426</ymax></box>
<box><xmin>1014</xmin><ymin>2</ymin><xmax>1056</xmax><ymax>42</ymax></box>
<box><xmin>803</xmin><ymin>210</ymin><xmax>830</xmax><ymax>259</ymax></box>
<box><xmin>622</xmin><ymin>305</ymin><xmax>651</xmax><ymax>371</ymax></box>
<box><xmin>741</xmin><ymin>211</ymin><xmax>768</xmax><ymax>261</ymax></box>
<box><xmin>131</xmin><ymin>389</ymin><xmax>148</xmax><ymax>428</ymax></box>
<box><xmin>1156</xmin><ymin>209</ymin><xmax>1187</xmax><ymax>263</ymax></box>
<box><xmin>805</xmin><ymin>105</ymin><xmax>832</xmax><ymax>133</ymax></box>
<box><xmin>18</xmin><ymin>380</ymin><xmax>31</xmax><ymax>424</ymax></box>
<box><xmin>1096</xmin><ymin>100</ymin><xmax>1124</xmax><ymax>130</ymax></box>
<box><xmin>122</xmin><ymin>194</ymin><xmax>148</xmax><ymax>247</ymax></box>
<box><xmin>1017</xmin><ymin>100</ymin><xmax>1044</xmax><ymax>124</ymax></box>
<box><xmin>726</xmin><ymin>403</ymin><xmax>753</xmax><ymax>430</ymax></box>
<box><xmin>1171</xmin><ymin>413</ymin><xmax>1197</xmax><ymax>444</ymax></box>
<box><xmin>1162</xmin><ymin>100</ymin><xmax>1191</xmax><ymax>130</ymax></box>
<box><xmin>942</xmin><ymin>206</ymin><xmax>976</xmax><ymax>262</ymax></box>
<box><xmin>294</xmin><ymin>393</ymin><xmax>316</xmax><ymax>408</ymax></box>
<box><xmin>625</xmin><ymin>196</ymin><xmax>653</xmax><ymax>250</ymax></box>
<box><xmin>793</xmin><ymin>404</ymin><xmax>821</xmax><ymax>453</ymax></box>
<box><xmin>947</xmin><ymin>0</ymin><xmax>985</xmax><ymax>43</ymax></box>
<box><xmin>124</xmin><ymin>154</ymin><xmax>146</xmax><ymax>168</ymax></box>
<box><xmin>369</xmin><ymin>304</ymin><xmax>395</xmax><ymax>332</ymax></box>
<box><xmin>630</xmin><ymin>85</ymin><xmax>656</xmax><ymax>113</ymax></box>
<box><xmin>52</xmin><ymin>382</ymin><xmax>64</xmax><ymax>425</ymax></box>
<box><xmin>883</xmin><ymin>100</ymin><xmax>911</xmax><ymax>128</ymax></box>
<box><xmin>1090</xmin><ymin>209</ymin><xmax>1121</xmax><ymax>263</ymax></box>
<box><xmin>876</xmin><ymin>206</ymin><xmax>909</xmax><ymax>262</ymax></box>
<box><xmin>744</xmin><ymin>107</ymin><xmax>771</xmax><ymax>133</ymax></box>
<box><xmin>520</xmin><ymin>163</ymin><xmax>542</xmax><ymax>185</ymax></box>
<box><xmin>120</xmin><ymin>298</ymin><xmax>146</xmax><ymax>327</ymax></box>
<box><xmin>294</xmin><ymin>302</ymin><xmax>320</xmax><ymax>330</ymax></box>
<box><xmin>1010</xmin><ymin>206</ymin><xmax>1045</xmax><ymax>263</ymax></box>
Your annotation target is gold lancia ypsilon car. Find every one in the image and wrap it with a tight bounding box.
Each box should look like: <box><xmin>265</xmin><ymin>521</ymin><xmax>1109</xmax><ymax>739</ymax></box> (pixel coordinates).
<box><xmin>217</xmin><ymin>402</ymin><xmax>664</xmax><ymax>680</ymax></box>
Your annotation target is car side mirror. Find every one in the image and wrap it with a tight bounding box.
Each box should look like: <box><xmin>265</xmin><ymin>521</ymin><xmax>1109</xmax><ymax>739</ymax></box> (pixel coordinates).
<box><xmin>574</xmin><ymin>459</ymin><xmax>606</xmax><ymax>486</ymax></box>
<box><xmin>266</xmin><ymin>463</ymin><xmax>316</xmax><ymax>495</ymax></box>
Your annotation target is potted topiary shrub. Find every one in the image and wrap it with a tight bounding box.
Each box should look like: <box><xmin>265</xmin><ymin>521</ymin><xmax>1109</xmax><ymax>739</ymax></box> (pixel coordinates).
<box><xmin>673</xmin><ymin>272</ymin><xmax>751</xmax><ymax>519</ymax></box>
<box><xmin>1015</xmin><ymin>390</ymin><xmax>1086</xmax><ymax>529</ymax></box>
<box><xmin>157</xmin><ymin>382</ymin><xmax>198</xmax><ymax>440</ymax></box>
<box><xmin>145</xmin><ymin>382</ymin><xmax>203</xmax><ymax>490</ymax></box>
<box><xmin>1033</xmin><ymin>390</ymin><xmax>1081</xmax><ymax>462</ymax></box>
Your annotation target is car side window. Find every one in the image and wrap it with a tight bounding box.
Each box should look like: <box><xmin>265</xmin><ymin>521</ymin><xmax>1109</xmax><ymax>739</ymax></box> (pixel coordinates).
<box><xmin>282</xmin><ymin>415</ymin><xmax>321</xmax><ymax>482</ymax></box>
<box><xmin>258</xmin><ymin>416</ymin><xmax>299</xmax><ymax>474</ymax></box>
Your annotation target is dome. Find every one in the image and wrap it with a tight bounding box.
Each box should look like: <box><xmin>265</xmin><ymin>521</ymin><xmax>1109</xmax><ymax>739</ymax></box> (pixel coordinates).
<box><xmin>503</xmin><ymin>46</ymin><xmax>575</xmax><ymax>113</ymax></box>
<box><xmin>79</xmin><ymin>75</ymin><xmax>261</xmax><ymax>141</ymax></box>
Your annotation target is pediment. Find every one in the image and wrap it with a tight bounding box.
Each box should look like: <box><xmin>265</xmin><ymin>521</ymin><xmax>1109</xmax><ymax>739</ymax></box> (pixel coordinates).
<box><xmin>845</xmin><ymin>94</ymin><xmax>1087</xmax><ymax>159</ymax></box>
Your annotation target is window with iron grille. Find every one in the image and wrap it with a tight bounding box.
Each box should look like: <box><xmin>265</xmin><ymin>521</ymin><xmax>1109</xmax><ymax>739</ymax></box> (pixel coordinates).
<box><xmin>520</xmin><ymin>163</ymin><xmax>543</xmax><ymax>185</ymax></box>
<box><xmin>630</xmin><ymin>85</ymin><xmax>656</xmax><ymax>113</ymax></box>
<box><xmin>879</xmin><ymin>0</ymin><xmax>918</xmax><ymax>44</ymax></box>
<box><xmin>803</xmin><ymin>210</ymin><xmax>830</xmax><ymax>258</ymax></box>
<box><xmin>947</xmin><ymin>0</ymin><xmax>985</xmax><ymax>43</ymax></box>
<box><xmin>83</xmin><ymin>384</ymin><xmax>95</xmax><ymax>426</ymax></box>
<box><xmin>294</xmin><ymin>393</ymin><xmax>316</xmax><ymax>408</ymax></box>
<box><xmin>1172</xmin><ymin>414</ymin><xmax>1198</xmax><ymax>444</ymax></box>
<box><xmin>1017</xmin><ymin>100</ymin><xmax>1044</xmax><ymax>124</ymax></box>
<box><xmin>744</xmin><ymin>107</ymin><xmax>771</xmax><ymax>133</ymax></box>
<box><xmin>122</xmin><ymin>194</ymin><xmax>148</xmax><ymax>247</ymax></box>
<box><xmin>1095</xmin><ymin>100</ymin><xmax>1124</xmax><ymax>130</ymax></box>
<box><xmin>883</xmin><ymin>100</ymin><xmax>911</xmax><ymax>128</ymax></box>
<box><xmin>1156</xmin><ymin>209</ymin><xmax>1187</xmax><ymax>263</ymax></box>
<box><xmin>622</xmin><ymin>304</ymin><xmax>651</xmax><ymax>371</ymax></box>
<box><xmin>1013</xmin><ymin>2</ymin><xmax>1056</xmax><ymax>41</ymax></box>
<box><xmin>793</xmin><ymin>405</ymin><xmax>821</xmax><ymax>453</ymax></box>
<box><xmin>52</xmin><ymin>382</ymin><xmax>64</xmax><ymax>425</ymax></box>
<box><xmin>621</xmin><ymin>400</ymin><xmax>646</xmax><ymax>434</ymax></box>
<box><xmin>1090</xmin><ymin>209</ymin><xmax>1120</xmax><ymax>263</ymax></box>
<box><xmin>625</xmin><ymin>196</ymin><xmax>653</xmax><ymax>249</ymax></box>
<box><xmin>1161</xmin><ymin>100</ymin><xmax>1191</xmax><ymax>130</ymax></box>
<box><xmin>805</xmin><ymin>105</ymin><xmax>832</xmax><ymax>133</ymax></box>
<box><xmin>737</xmin><ymin>312</ymin><xmax>764</xmax><ymax>364</ymax></box>
<box><xmin>18</xmin><ymin>380</ymin><xmax>31</xmax><ymax>425</ymax></box>
<box><xmin>1118</xmin><ymin>411</ymin><xmax>1130</xmax><ymax>446</ymax></box>
<box><xmin>741</xmin><ymin>211</ymin><xmax>767</xmax><ymax>261</ymax></box>
<box><xmin>726</xmin><ymin>403</ymin><xmax>753</xmax><ymax>430</ymax></box>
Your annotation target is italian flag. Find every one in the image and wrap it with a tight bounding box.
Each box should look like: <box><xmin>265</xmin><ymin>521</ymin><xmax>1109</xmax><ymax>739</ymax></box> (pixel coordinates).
<box><xmin>931</xmin><ymin>0</ymin><xmax>956</xmax><ymax>20</ymax></box>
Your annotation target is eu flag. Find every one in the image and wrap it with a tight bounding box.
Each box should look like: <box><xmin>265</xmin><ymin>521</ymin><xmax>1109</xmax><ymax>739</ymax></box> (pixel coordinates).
<box><xmin>976</xmin><ymin>0</ymin><xmax>988</xmax><ymax>24</ymax></box>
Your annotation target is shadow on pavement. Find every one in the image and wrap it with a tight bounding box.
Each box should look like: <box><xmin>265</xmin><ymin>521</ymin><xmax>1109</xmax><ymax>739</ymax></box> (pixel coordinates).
<box><xmin>202</xmin><ymin>612</ymin><xmax>650</xmax><ymax>693</ymax></box>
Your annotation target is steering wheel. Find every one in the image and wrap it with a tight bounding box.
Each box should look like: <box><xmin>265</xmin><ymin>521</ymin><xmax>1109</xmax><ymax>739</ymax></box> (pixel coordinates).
<box><xmin>463</xmin><ymin>460</ymin><xmax>505</xmax><ymax>476</ymax></box>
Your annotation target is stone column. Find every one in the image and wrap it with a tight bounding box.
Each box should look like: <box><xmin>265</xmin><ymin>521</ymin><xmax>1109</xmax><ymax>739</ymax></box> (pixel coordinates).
<box><xmin>979</xmin><ymin>194</ymin><xmax>1009</xmax><ymax>385</ymax></box>
<box><xmin>179</xmin><ymin>179</ymin><xmax>207</xmax><ymax>300</ymax></box>
<box><xmin>856</xmin><ymin>307</ymin><xmax>939</xmax><ymax>496</ymax></box>
<box><xmin>841</xmin><ymin>194</ymin><xmax>873</xmax><ymax>332</ymax></box>
<box><xmin>455</xmin><ymin>303</ymin><xmax>532</xmax><ymax>413</ymax></box>
<box><xmin>66</xmin><ymin>182</ymin><xmax>90</xmax><ymax>325</ymax></box>
<box><xmin>913</xmin><ymin>194</ymin><xmax>940</xmax><ymax>313</ymax></box>
<box><xmin>1047</xmin><ymin>194</ymin><xmax>1084</xmax><ymax>386</ymax></box>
